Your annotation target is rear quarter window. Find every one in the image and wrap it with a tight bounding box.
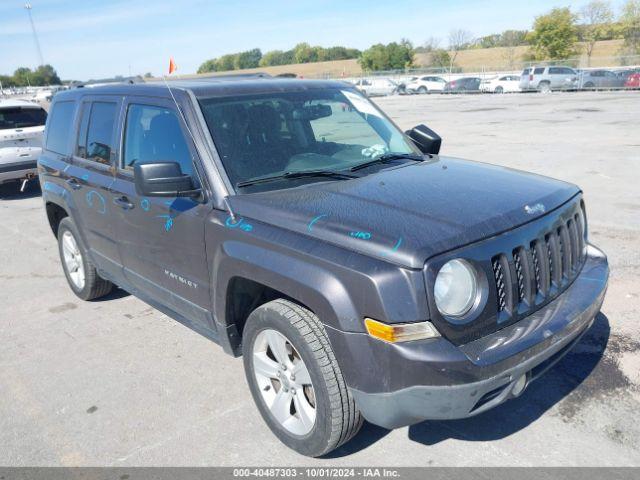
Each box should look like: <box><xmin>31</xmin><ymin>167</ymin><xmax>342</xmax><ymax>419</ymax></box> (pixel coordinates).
<box><xmin>534</xmin><ymin>67</ymin><xmax>545</xmax><ymax>74</ymax></box>
<box><xmin>45</xmin><ymin>101</ymin><xmax>75</xmax><ymax>155</ymax></box>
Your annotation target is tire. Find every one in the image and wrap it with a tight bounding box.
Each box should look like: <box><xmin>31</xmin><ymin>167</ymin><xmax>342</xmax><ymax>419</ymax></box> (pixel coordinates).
<box><xmin>495</xmin><ymin>86</ymin><xmax>504</xmax><ymax>94</ymax></box>
<box><xmin>584</xmin><ymin>82</ymin><xmax>595</xmax><ymax>90</ymax></box>
<box><xmin>57</xmin><ymin>217</ymin><xmax>113</xmax><ymax>301</ymax></box>
<box><xmin>242</xmin><ymin>299</ymin><xmax>363</xmax><ymax>457</ymax></box>
<box><xmin>538</xmin><ymin>81</ymin><xmax>551</xmax><ymax>94</ymax></box>
<box><xmin>418</xmin><ymin>86</ymin><xmax>427</xmax><ymax>94</ymax></box>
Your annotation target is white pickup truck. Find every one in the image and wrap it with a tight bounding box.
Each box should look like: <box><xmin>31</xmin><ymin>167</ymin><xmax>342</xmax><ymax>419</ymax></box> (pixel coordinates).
<box><xmin>0</xmin><ymin>99</ymin><xmax>47</xmax><ymax>188</ymax></box>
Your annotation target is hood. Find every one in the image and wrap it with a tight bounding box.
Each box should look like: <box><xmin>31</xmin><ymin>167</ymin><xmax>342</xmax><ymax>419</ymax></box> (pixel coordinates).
<box><xmin>229</xmin><ymin>157</ymin><xmax>580</xmax><ymax>269</ymax></box>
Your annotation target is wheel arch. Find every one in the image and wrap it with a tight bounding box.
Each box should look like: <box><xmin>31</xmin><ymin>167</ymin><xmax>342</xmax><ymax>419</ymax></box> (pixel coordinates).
<box><xmin>212</xmin><ymin>241</ymin><xmax>361</xmax><ymax>356</ymax></box>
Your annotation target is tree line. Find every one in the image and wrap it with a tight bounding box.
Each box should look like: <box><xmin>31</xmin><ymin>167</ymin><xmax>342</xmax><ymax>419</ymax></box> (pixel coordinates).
<box><xmin>0</xmin><ymin>65</ymin><xmax>61</xmax><ymax>88</ymax></box>
<box><xmin>197</xmin><ymin>43</ymin><xmax>361</xmax><ymax>73</ymax></box>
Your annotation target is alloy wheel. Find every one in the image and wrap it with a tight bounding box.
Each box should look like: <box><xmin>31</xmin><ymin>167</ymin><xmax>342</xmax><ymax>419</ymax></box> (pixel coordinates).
<box><xmin>252</xmin><ymin>329</ymin><xmax>316</xmax><ymax>435</ymax></box>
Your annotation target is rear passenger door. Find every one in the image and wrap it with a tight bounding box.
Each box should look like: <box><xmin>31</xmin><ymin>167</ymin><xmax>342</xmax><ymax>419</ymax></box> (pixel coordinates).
<box><xmin>66</xmin><ymin>95</ymin><xmax>123</xmax><ymax>279</ymax></box>
<box><xmin>110</xmin><ymin>96</ymin><xmax>213</xmax><ymax>330</ymax></box>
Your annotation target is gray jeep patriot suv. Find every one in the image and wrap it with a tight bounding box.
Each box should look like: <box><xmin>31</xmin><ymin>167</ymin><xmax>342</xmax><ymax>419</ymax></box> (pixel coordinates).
<box><xmin>38</xmin><ymin>77</ymin><xmax>609</xmax><ymax>457</ymax></box>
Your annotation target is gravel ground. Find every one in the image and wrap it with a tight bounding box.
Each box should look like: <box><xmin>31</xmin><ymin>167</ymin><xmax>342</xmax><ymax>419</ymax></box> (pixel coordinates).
<box><xmin>0</xmin><ymin>90</ymin><xmax>639</xmax><ymax>466</ymax></box>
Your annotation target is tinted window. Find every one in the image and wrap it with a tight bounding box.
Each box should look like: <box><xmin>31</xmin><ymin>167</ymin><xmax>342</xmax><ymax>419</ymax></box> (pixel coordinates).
<box><xmin>45</xmin><ymin>101</ymin><xmax>75</xmax><ymax>155</ymax></box>
<box><xmin>534</xmin><ymin>67</ymin><xmax>545</xmax><ymax>74</ymax></box>
<box><xmin>81</xmin><ymin>102</ymin><xmax>117</xmax><ymax>165</ymax></box>
<box><xmin>122</xmin><ymin>104</ymin><xmax>193</xmax><ymax>176</ymax></box>
<box><xmin>0</xmin><ymin>106</ymin><xmax>47</xmax><ymax>130</ymax></box>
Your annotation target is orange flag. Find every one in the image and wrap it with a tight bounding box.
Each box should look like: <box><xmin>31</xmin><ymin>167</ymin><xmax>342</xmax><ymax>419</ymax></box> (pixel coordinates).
<box><xmin>168</xmin><ymin>58</ymin><xmax>177</xmax><ymax>74</ymax></box>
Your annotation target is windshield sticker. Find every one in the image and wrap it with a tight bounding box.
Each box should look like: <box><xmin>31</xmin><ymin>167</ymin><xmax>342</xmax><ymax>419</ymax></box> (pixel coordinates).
<box><xmin>341</xmin><ymin>90</ymin><xmax>382</xmax><ymax>118</ymax></box>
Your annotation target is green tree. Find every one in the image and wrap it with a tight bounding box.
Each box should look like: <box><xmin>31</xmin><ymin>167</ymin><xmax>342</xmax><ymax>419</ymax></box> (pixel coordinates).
<box><xmin>13</xmin><ymin>67</ymin><xmax>33</xmax><ymax>86</ymax></box>
<box><xmin>293</xmin><ymin>43</ymin><xmax>321</xmax><ymax>63</ymax></box>
<box><xmin>197</xmin><ymin>59</ymin><xmax>217</xmax><ymax>74</ymax></box>
<box><xmin>580</xmin><ymin>1</ymin><xmax>614</xmax><ymax>66</ymax></box>
<box><xmin>32</xmin><ymin>64</ymin><xmax>61</xmax><ymax>85</ymax></box>
<box><xmin>234</xmin><ymin>48</ymin><xmax>262</xmax><ymax>69</ymax></box>
<box><xmin>620</xmin><ymin>0</ymin><xmax>640</xmax><ymax>55</ymax></box>
<box><xmin>527</xmin><ymin>7</ymin><xmax>579</xmax><ymax>60</ymax></box>
<box><xmin>426</xmin><ymin>49</ymin><xmax>452</xmax><ymax>68</ymax></box>
<box><xmin>359</xmin><ymin>40</ymin><xmax>414</xmax><ymax>71</ymax></box>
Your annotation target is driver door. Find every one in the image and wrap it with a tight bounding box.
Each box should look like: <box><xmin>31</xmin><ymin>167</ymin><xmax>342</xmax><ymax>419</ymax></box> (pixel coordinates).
<box><xmin>110</xmin><ymin>96</ymin><xmax>213</xmax><ymax>330</ymax></box>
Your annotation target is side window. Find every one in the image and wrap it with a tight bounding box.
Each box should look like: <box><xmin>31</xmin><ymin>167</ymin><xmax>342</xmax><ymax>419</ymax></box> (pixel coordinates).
<box><xmin>548</xmin><ymin>67</ymin><xmax>560</xmax><ymax>75</ymax></box>
<box><xmin>45</xmin><ymin>101</ymin><xmax>75</xmax><ymax>155</ymax></box>
<box><xmin>122</xmin><ymin>104</ymin><xmax>193</xmax><ymax>176</ymax></box>
<box><xmin>78</xmin><ymin>101</ymin><xmax>117</xmax><ymax>165</ymax></box>
<box><xmin>534</xmin><ymin>67</ymin><xmax>545</xmax><ymax>75</ymax></box>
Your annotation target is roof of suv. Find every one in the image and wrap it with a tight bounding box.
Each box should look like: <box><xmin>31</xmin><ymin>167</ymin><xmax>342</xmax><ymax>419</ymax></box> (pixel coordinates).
<box><xmin>52</xmin><ymin>77</ymin><xmax>354</xmax><ymax>102</ymax></box>
<box><xmin>0</xmin><ymin>99</ymin><xmax>44</xmax><ymax>109</ymax></box>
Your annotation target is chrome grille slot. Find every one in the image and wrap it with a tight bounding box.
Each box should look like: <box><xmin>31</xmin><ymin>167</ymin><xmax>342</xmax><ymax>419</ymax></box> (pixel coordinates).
<box><xmin>575</xmin><ymin>212</ymin><xmax>586</xmax><ymax>262</ymax></box>
<box><xmin>567</xmin><ymin>219</ymin><xmax>580</xmax><ymax>272</ymax></box>
<box><xmin>492</xmin><ymin>254</ymin><xmax>512</xmax><ymax>313</ymax></box>
<box><xmin>512</xmin><ymin>247</ymin><xmax>532</xmax><ymax>305</ymax></box>
<box><xmin>557</xmin><ymin>225</ymin><xmax>571</xmax><ymax>281</ymax></box>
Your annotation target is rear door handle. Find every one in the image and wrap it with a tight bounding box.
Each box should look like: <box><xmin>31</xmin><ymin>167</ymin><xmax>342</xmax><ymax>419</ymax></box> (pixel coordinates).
<box><xmin>66</xmin><ymin>178</ymin><xmax>81</xmax><ymax>190</ymax></box>
<box><xmin>114</xmin><ymin>196</ymin><xmax>134</xmax><ymax>210</ymax></box>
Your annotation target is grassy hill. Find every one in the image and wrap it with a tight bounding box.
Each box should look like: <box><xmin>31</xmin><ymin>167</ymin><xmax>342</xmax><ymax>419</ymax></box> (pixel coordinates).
<box><xmin>174</xmin><ymin>39</ymin><xmax>630</xmax><ymax>80</ymax></box>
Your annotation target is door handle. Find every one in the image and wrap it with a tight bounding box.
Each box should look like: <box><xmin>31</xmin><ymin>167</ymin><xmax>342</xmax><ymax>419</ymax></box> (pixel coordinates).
<box><xmin>66</xmin><ymin>178</ymin><xmax>81</xmax><ymax>190</ymax></box>
<box><xmin>114</xmin><ymin>196</ymin><xmax>134</xmax><ymax>210</ymax></box>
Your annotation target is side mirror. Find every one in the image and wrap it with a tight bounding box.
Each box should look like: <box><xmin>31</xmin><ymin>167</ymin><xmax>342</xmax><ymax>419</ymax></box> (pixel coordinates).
<box><xmin>405</xmin><ymin>124</ymin><xmax>442</xmax><ymax>155</ymax></box>
<box><xmin>134</xmin><ymin>162</ymin><xmax>201</xmax><ymax>198</ymax></box>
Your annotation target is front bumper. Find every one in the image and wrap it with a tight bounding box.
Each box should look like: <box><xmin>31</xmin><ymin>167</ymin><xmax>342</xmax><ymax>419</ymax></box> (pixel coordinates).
<box><xmin>328</xmin><ymin>245</ymin><xmax>608</xmax><ymax>429</ymax></box>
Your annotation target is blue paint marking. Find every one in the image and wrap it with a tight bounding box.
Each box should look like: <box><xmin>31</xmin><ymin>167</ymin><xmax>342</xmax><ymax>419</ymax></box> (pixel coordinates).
<box><xmin>43</xmin><ymin>182</ymin><xmax>56</xmax><ymax>192</ymax></box>
<box><xmin>380</xmin><ymin>237</ymin><xmax>403</xmax><ymax>256</ymax></box>
<box><xmin>307</xmin><ymin>214</ymin><xmax>328</xmax><ymax>232</ymax></box>
<box><xmin>156</xmin><ymin>214</ymin><xmax>174</xmax><ymax>232</ymax></box>
<box><xmin>141</xmin><ymin>198</ymin><xmax>150</xmax><ymax>211</ymax></box>
<box><xmin>85</xmin><ymin>190</ymin><xmax>106</xmax><ymax>214</ymax></box>
<box><xmin>225</xmin><ymin>216</ymin><xmax>253</xmax><ymax>232</ymax></box>
<box><xmin>81</xmin><ymin>173</ymin><xmax>89</xmax><ymax>181</ymax></box>
<box><xmin>350</xmin><ymin>231</ymin><xmax>372</xmax><ymax>240</ymax></box>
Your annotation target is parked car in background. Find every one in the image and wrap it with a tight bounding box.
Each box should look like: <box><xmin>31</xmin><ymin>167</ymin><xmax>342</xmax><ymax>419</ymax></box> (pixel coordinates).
<box><xmin>480</xmin><ymin>75</ymin><xmax>521</xmax><ymax>93</ymax></box>
<box><xmin>0</xmin><ymin>99</ymin><xmax>47</xmax><ymax>186</ymax></box>
<box><xmin>353</xmin><ymin>77</ymin><xmax>399</xmax><ymax>96</ymax></box>
<box><xmin>406</xmin><ymin>75</ymin><xmax>447</xmax><ymax>94</ymax></box>
<box><xmin>443</xmin><ymin>77</ymin><xmax>481</xmax><ymax>93</ymax></box>
<box><xmin>625</xmin><ymin>71</ymin><xmax>640</xmax><ymax>89</ymax></box>
<box><xmin>520</xmin><ymin>66</ymin><xmax>578</xmax><ymax>93</ymax></box>
<box><xmin>578</xmin><ymin>69</ymin><xmax>624</xmax><ymax>90</ymax></box>
<box><xmin>32</xmin><ymin>89</ymin><xmax>54</xmax><ymax>103</ymax></box>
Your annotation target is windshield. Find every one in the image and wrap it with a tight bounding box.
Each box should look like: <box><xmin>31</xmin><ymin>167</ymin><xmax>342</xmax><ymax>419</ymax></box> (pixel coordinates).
<box><xmin>0</xmin><ymin>106</ymin><xmax>47</xmax><ymax>130</ymax></box>
<box><xmin>198</xmin><ymin>88</ymin><xmax>419</xmax><ymax>191</ymax></box>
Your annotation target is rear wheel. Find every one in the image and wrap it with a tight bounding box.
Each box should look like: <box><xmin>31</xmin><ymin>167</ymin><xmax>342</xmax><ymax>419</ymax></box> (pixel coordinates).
<box><xmin>494</xmin><ymin>86</ymin><xmax>504</xmax><ymax>94</ymax></box>
<box><xmin>242</xmin><ymin>299</ymin><xmax>363</xmax><ymax>457</ymax></box>
<box><xmin>584</xmin><ymin>82</ymin><xmax>595</xmax><ymax>90</ymax></box>
<box><xmin>418</xmin><ymin>86</ymin><xmax>428</xmax><ymax>94</ymax></box>
<box><xmin>538</xmin><ymin>81</ymin><xmax>551</xmax><ymax>94</ymax></box>
<box><xmin>57</xmin><ymin>217</ymin><xmax>113</xmax><ymax>301</ymax></box>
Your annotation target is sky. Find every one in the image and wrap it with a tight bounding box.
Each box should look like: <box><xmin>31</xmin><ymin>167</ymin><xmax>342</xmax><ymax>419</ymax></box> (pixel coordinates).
<box><xmin>0</xmin><ymin>0</ymin><xmax>628</xmax><ymax>81</ymax></box>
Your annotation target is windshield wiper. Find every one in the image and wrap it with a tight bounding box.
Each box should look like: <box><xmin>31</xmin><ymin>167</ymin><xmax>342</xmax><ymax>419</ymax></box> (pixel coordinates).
<box><xmin>236</xmin><ymin>170</ymin><xmax>357</xmax><ymax>188</ymax></box>
<box><xmin>350</xmin><ymin>153</ymin><xmax>424</xmax><ymax>172</ymax></box>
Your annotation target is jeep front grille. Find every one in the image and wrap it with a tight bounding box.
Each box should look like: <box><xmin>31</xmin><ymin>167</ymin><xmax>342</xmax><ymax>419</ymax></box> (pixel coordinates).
<box><xmin>491</xmin><ymin>211</ymin><xmax>586</xmax><ymax>316</ymax></box>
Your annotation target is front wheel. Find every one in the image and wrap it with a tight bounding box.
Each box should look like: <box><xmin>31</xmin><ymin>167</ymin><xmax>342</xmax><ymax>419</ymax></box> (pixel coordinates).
<box><xmin>242</xmin><ymin>299</ymin><xmax>363</xmax><ymax>457</ymax></box>
<box><xmin>418</xmin><ymin>86</ymin><xmax>427</xmax><ymax>94</ymax></box>
<box><xmin>494</xmin><ymin>86</ymin><xmax>504</xmax><ymax>94</ymax></box>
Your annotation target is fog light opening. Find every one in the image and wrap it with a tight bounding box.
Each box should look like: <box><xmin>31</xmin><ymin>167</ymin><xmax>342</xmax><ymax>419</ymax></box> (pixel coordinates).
<box><xmin>511</xmin><ymin>374</ymin><xmax>528</xmax><ymax>397</ymax></box>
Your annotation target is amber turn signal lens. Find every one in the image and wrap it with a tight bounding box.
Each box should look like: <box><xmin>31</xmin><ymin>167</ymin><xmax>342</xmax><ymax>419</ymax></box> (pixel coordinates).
<box><xmin>364</xmin><ymin>318</ymin><xmax>440</xmax><ymax>343</ymax></box>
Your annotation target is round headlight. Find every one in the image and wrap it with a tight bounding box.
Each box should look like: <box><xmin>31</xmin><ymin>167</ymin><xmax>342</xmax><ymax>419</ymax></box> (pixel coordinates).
<box><xmin>434</xmin><ymin>259</ymin><xmax>478</xmax><ymax>317</ymax></box>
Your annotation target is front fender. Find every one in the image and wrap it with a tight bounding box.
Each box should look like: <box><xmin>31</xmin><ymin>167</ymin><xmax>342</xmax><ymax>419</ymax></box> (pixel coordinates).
<box><xmin>206</xmin><ymin>212</ymin><xmax>429</xmax><ymax>354</ymax></box>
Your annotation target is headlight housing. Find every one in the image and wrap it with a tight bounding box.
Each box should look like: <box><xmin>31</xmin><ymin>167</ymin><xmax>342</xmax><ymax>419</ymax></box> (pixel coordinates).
<box><xmin>433</xmin><ymin>259</ymin><xmax>479</xmax><ymax>317</ymax></box>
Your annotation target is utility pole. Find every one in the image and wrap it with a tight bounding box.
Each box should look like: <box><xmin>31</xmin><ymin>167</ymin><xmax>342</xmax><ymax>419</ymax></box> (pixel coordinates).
<box><xmin>24</xmin><ymin>3</ymin><xmax>45</xmax><ymax>66</ymax></box>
